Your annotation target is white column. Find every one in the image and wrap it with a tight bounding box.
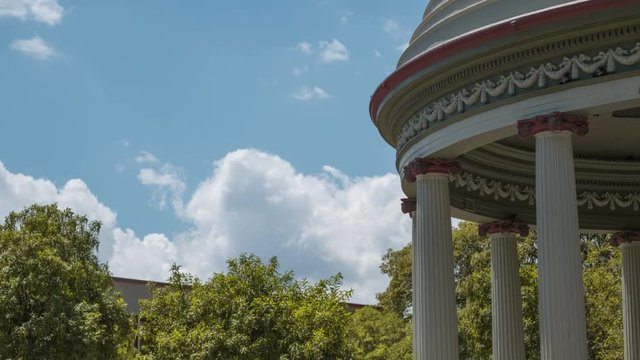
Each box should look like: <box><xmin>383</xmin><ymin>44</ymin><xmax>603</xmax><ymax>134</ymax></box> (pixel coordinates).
<box><xmin>489</xmin><ymin>231</ymin><xmax>526</xmax><ymax>360</ymax></box>
<box><xmin>612</xmin><ymin>232</ymin><xmax>640</xmax><ymax>360</ymax></box>
<box><xmin>411</xmin><ymin>211</ymin><xmax>418</xmax><ymax>358</ymax></box>
<box><xmin>535</xmin><ymin>130</ymin><xmax>588</xmax><ymax>359</ymax></box>
<box><xmin>402</xmin><ymin>198</ymin><xmax>419</xmax><ymax>358</ymax></box>
<box><xmin>622</xmin><ymin>243</ymin><xmax>640</xmax><ymax>360</ymax></box>
<box><xmin>414</xmin><ymin>173</ymin><xmax>458</xmax><ymax>360</ymax></box>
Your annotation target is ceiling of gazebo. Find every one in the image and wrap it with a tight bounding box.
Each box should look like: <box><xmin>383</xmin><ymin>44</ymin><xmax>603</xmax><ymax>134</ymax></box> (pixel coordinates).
<box><xmin>498</xmin><ymin>101</ymin><xmax>640</xmax><ymax>161</ymax></box>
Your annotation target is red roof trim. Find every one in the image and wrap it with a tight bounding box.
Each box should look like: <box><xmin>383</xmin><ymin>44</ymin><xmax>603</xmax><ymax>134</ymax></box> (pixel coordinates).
<box><xmin>369</xmin><ymin>0</ymin><xmax>637</xmax><ymax>122</ymax></box>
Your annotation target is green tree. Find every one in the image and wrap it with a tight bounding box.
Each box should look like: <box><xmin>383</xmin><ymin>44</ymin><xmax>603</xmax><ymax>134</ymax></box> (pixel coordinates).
<box><xmin>137</xmin><ymin>254</ymin><xmax>353</xmax><ymax>360</ymax></box>
<box><xmin>347</xmin><ymin>306</ymin><xmax>412</xmax><ymax>360</ymax></box>
<box><xmin>0</xmin><ymin>204</ymin><xmax>133</xmax><ymax>359</ymax></box>
<box><xmin>374</xmin><ymin>221</ymin><xmax>623</xmax><ymax>360</ymax></box>
<box><xmin>377</xmin><ymin>245</ymin><xmax>412</xmax><ymax>319</ymax></box>
<box><xmin>582</xmin><ymin>233</ymin><xmax>623</xmax><ymax>360</ymax></box>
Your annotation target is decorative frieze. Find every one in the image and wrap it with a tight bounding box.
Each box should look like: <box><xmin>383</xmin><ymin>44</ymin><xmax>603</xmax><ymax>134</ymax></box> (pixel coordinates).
<box><xmin>396</xmin><ymin>42</ymin><xmax>640</xmax><ymax>150</ymax></box>
<box><xmin>447</xmin><ymin>171</ymin><xmax>640</xmax><ymax>211</ymax></box>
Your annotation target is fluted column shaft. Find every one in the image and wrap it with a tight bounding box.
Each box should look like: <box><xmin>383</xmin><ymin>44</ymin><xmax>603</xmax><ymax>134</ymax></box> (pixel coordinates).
<box><xmin>414</xmin><ymin>173</ymin><xmax>458</xmax><ymax>360</ymax></box>
<box><xmin>535</xmin><ymin>131</ymin><xmax>588</xmax><ymax>359</ymax></box>
<box><xmin>490</xmin><ymin>232</ymin><xmax>526</xmax><ymax>360</ymax></box>
<box><xmin>622</xmin><ymin>242</ymin><xmax>640</xmax><ymax>360</ymax></box>
<box><xmin>411</xmin><ymin>211</ymin><xmax>418</xmax><ymax>358</ymax></box>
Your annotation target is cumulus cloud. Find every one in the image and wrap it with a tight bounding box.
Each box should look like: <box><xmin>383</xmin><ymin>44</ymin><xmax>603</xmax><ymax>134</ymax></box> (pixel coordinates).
<box><xmin>318</xmin><ymin>39</ymin><xmax>349</xmax><ymax>63</ymax></box>
<box><xmin>0</xmin><ymin>0</ymin><xmax>63</xmax><ymax>25</ymax></box>
<box><xmin>113</xmin><ymin>149</ymin><xmax>410</xmax><ymax>302</ymax></box>
<box><xmin>291</xmin><ymin>85</ymin><xmax>330</xmax><ymax>101</ymax></box>
<box><xmin>10</xmin><ymin>36</ymin><xmax>56</xmax><ymax>59</ymax></box>
<box><xmin>0</xmin><ymin>150</ymin><xmax>413</xmax><ymax>303</ymax></box>
<box><xmin>110</xmin><ymin>229</ymin><xmax>177</xmax><ymax>280</ymax></box>
<box><xmin>0</xmin><ymin>162</ymin><xmax>118</xmax><ymax>260</ymax></box>
<box><xmin>137</xmin><ymin>164</ymin><xmax>185</xmax><ymax>211</ymax></box>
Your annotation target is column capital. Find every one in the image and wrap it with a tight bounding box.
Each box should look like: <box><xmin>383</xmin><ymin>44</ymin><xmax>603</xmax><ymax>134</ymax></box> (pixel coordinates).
<box><xmin>400</xmin><ymin>198</ymin><xmax>416</xmax><ymax>216</ymax></box>
<box><xmin>610</xmin><ymin>231</ymin><xmax>640</xmax><ymax>247</ymax></box>
<box><xmin>403</xmin><ymin>158</ymin><xmax>461</xmax><ymax>183</ymax></box>
<box><xmin>479</xmin><ymin>220</ymin><xmax>530</xmax><ymax>237</ymax></box>
<box><xmin>517</xmin><ymin>112</ymin><xmax>588</xmax><ymax>138</ymax></box>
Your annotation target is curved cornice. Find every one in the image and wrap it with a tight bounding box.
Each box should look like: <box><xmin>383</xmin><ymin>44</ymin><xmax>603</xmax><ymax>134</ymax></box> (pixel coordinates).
<box><xmin>395</xmin><ymin>42</ymin><xmax>640</xmax><ymax>150</ymax></box>
<box><xmin>369</xmin><ymin>0</ymin><xmax>638</xmax><ymax>126</ymax></box>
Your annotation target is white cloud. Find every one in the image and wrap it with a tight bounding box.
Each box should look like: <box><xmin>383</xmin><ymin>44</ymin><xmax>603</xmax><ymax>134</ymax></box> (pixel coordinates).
<box><xmin>374</xmin><ymin>50</ymin><xmax>382</xmax><ymax>57</ymax></box>
<box><xmin>137</xmin><ymin>164</ymin><xmax>185</xmax><ymax>211</ymax></box>
<box><xmin>318</xmin><ymin>39</ymin><xmax>349</xmax><ymax>63</ymax></box>
<box><xmin>110</xmin><ymin>229</ymin><xmax>177</xmax><ymax>281</ymax></box>
<box><xmin>134</xmin><ymin>151</ymin><xmax>158</xmax><ymax>164</ymax></box>
<box><xmin>383</xmin><ymin>19</ymin><xmax>400</xmax><ymax>36</ymax></box>
<box><xmin>295</xmin><ymin>39</ymin><xmax>349</xmax><ymax>64</ymax></box>
<box><xmin>11</xmin><ymin>36</ymin><xmax>56</xmax><ymax>59</ymax></box>
<box><xmin>114</xmin><ymin>149</ymin><xmax>410</xmax><ymax>303</ymax></box>
<box><xmin>297</xmin><ymin>42</ymin><xmax>313</xmax><ymax>55</ymax></box>
<box><xmin>291</xmin><ymin>85</ymin><xmax>330</xmax><ymax>101</ymax></box>
<box><xmin>0</xmin><ymin>162</ymin><xmax>118</xmax><ymax>261</ymax></box>
<box><xmin>0</xmin><ymin>0</ymin><xmax>63</xmax><ymax>25</ymax></box>
<box><xmin>0</xmin><ymin>150</ymin><xmax>414</xmax><ymax>303</ymax></box>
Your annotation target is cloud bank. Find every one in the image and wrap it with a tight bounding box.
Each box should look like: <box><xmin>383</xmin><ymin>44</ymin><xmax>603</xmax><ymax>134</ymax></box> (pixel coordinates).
<box><xmin>0</xmin><ymin>150</ymin><xmax>410</xmax><ymax>303</ymax></box>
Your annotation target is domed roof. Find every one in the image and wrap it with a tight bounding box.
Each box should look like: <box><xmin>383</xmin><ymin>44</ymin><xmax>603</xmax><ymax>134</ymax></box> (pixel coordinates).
<box><xmin>399</xmin><ymin>0</ymin><xmax>576</xmax><ymax>67</ymax></box>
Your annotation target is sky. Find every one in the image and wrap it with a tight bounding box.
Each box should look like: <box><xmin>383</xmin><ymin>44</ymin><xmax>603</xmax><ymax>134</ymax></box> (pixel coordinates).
<box><xmin>0</xmin><ymin>0</ymin><xmax>427</xmax><ymax>303</ymax></box>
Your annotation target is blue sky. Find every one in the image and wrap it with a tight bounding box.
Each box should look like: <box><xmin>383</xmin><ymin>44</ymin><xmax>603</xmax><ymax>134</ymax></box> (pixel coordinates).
<box><xmin>0</xmin><ymin>0</ymin><xmax>426</xmax><ymax>302</ymax></box>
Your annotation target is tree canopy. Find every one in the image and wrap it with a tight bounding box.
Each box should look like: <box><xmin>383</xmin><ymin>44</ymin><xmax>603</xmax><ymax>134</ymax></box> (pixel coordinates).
<box><xmin>136</xmin><ymin>254</ymin><xmax>353</xmax><ymax>360</ymax></box>
<box><xmin>370</xmin><ymin>221</ymin><xmax>623</xmax><ymax>360</ymax></box>
<box><xmin>0</xmin><ymin>204</ymin><xmax>133</xmax><ymax>359</ymax></box>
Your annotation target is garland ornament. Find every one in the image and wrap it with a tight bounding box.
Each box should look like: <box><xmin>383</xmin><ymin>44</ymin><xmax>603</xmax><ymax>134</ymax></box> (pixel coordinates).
<box><xmin>397</xmin><ymin>42</ymin><xmax>640</xmax><ymax>150</ymax></box>
<box><xmin>448</xmin><ymin>172</ymin><xmax>640</xmax><ymax>211</ymax></box>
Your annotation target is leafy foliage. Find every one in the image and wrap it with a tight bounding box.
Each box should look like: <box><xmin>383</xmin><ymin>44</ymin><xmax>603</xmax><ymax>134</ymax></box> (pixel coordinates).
<box><xmin>137</xmin><ymin>254</ymin><xmax>353</xmax><ymax>360</ymax></box>
<box><xmin>0</xmin><ymin>204</ymin><xmax>133</xmax><ymax>359</ymax></box>
<box><xmin>373</xmin><ymin>221</ymin><xmax>623</xmax><ymax>360</ymax></box>
<box><xmin>347</xmin><ymin>306</ymin><xmax>412</xmax><ymax>360</ymax></box>
<box><xmin>377</xmin><ymin>245</ymin><xmax>412</xmax><ymax>319</ymax></box>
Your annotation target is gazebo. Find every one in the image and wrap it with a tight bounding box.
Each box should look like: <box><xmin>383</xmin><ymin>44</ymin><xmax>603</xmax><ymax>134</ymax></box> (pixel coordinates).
<box><xmin>369</xmin><ymin>0</ymin><xmax>640</xmax><ymax>359</ymax></box>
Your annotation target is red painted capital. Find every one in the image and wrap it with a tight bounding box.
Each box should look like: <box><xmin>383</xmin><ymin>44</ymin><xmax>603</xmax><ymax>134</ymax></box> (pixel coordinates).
<box><xmin>400</xmin><ymin>198</ymin><xmax>416</xmax><ymax>216</ymax></box>
<box><xmin>478</xmin><ymin>221</ymin><xmax>530</xmax><ymax>237</ymax></box>
<box><xmin>517</xmin><ymin>112</ymin><xmax>588</xmax><ymax>138</ymax></box>
<box><xmin>610</xmin><ymin>231</ymin><xmax>640</xmax><ymax>247</ymax></box>
<box><xmin>403</xmin><ymin>158</ymin><xmax>461</xmax><ymax>183</ymax></box>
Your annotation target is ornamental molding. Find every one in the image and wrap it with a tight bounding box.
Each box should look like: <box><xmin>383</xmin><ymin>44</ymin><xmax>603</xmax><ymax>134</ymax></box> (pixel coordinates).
<box><xmin>517</xmin><ymin>112</ymin><xmax>589</xmax><ymax>138</ymax></box>
<box><xmin>403</xmin><ymin>158</ymin><xmax>461</xmax><ymax>183</ymax></box>
<box><xmin>400</xmin><ymin>198</ymin><xmax>416</xmax><ymax>215</ymax></box>
<box><xmin>610</xmin><ymin>231</ymin><xmax>640</xmax><ymax>247</ymax></box>
<box><xmin>478</xmin><ymin>221</ymin><xmax>530</xmax><ymax>237</ymax></box>
<box><xmin>397</xmin><ymin>41</ymin><xmax>640</xmax><ymax>150</ymax></box>
<box><xmin>449</xmin><ymin>172</ymin><xmax>640</xmax><ymax>212</ymax></box>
